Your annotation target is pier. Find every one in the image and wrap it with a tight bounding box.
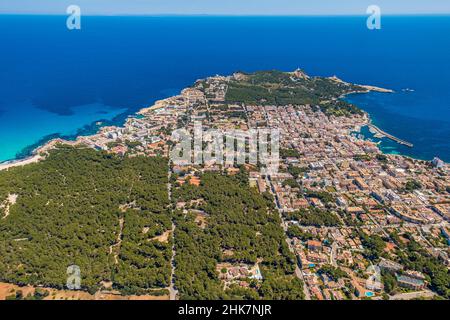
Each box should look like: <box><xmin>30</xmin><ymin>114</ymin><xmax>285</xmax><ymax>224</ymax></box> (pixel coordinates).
<box><xmin>368</xmin><ymin>124</ymin><xmax>414</xmax><ymax>148</ymax></box>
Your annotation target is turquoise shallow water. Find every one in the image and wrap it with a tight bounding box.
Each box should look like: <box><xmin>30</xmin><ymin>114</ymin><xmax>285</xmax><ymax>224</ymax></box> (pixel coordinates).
<box><xmin>0</xmin><ymin>101</ymin><xmax>126</xmax><ymax>161</ymax></box>
<box><xmin>0</xmin><ymin>15</ymin><xmax>449</xmax><ymax>162</ymax></box>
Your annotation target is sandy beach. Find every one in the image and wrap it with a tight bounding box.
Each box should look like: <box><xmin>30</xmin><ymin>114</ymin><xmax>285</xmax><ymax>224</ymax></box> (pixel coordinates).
<box><xmin>0</xmin><ymin>75</ymin><xmax>392</xmax><ymax>173</ymax></box>
<box><xmin>0</xmin><ymin>155</ymin><xmax>42</xmax><ymax>171</ymax></box>
<box><xmin>137</xmin><ymin>98</ymin><xmax>171</xmax><ymax>115</ymax></box>
<box><xmin>0</xmin><ymin>138</ymin><xmax>69</xmax><ymax>171</ymax></box>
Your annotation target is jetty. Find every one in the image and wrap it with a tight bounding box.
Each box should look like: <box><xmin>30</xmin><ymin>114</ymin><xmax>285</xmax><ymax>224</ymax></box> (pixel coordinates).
<box><xmin>368</xmin><ymin>124</ymin><xmax>414</xmax><ymax>148</ymax></box>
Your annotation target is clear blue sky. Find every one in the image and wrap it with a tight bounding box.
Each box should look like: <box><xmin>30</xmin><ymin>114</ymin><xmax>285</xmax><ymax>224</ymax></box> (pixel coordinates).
<box><xmin>1</xmin><ymin>0</ymin><xmax>450</xmax><ymax>15</ymax></box>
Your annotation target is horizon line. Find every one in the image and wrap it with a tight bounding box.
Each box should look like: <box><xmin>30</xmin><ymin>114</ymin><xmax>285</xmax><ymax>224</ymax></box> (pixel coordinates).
<box><xmin>1</xmin><ymin>12</ymin><xmax>450</xmax><ymax>17</ymax></box>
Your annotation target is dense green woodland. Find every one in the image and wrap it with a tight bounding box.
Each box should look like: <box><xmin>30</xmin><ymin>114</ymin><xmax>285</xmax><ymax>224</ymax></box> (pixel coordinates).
<box><xmin>0</xmin><ymin>147</ymin><xmax>304</xmax><ymax>299</ymax></box>
<box><xmin>172</xmin><ymin>171</ymin><xmax>304</xmax><ymax>300</ymax></box>
<box><xmin>225</xmin><ymin>70</ymin><xmax>363</xmax><ymax>116</ymax></box>
<box><xmin>393</xmin><ymin>234</ymin><xmax>450</xmax><ymax>299</ymax></box>
<box><xmin>284</xmin><ymin>207</ymin><xmax>341</xmax><ymax>227</ymax></box>
<box><xmin>0</xmin><ymin>146</ymin><xmax>171</xmax><ymax>294</ymax></box>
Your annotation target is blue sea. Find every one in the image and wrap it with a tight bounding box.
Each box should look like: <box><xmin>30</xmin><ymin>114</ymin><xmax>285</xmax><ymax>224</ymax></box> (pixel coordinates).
<box><xmin>0</xmin><ymin>15</ymin><xmax>449</xmax><ymax>162</ymax></box>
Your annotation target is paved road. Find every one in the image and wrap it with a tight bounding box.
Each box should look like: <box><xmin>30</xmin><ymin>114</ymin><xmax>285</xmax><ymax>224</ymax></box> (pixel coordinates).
<box><xmin>168</xmin><ymin>221</ymin><xmax>178</xmax><ymax>300</ymax></box>
<box><xmin>167</xmin><ymin>164</ymin><xmax>179</xmax><ymax>301</ymax></box>
<box><xmin>330</xmin><ymin>242</ymin><xmax>338</xmax><ymax>267</ymax></box>
<box><xmin>296</xmin><ymin>221</ymin><xmax>447</xmax><ymax>232</ymax></box>
<box><xmin>266</xmin><ymin>175</ymin><xmax>311</xmax><ymax>300</ymax></box>
<box><xmin>390</xmin><ymin>290</ymin><xmax>436</xmax><ymax>300</ymax></box>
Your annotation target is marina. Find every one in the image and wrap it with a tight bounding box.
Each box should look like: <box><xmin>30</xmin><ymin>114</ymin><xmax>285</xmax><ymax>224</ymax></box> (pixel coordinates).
<box><xmin>368</xmin><ymin>124</ymin><xmax>414</xmax><ymax>148</ymax></box>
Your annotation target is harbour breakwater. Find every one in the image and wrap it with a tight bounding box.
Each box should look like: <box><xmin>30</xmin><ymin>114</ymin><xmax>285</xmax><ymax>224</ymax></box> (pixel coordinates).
<box><xmin>368</xmin><ymin>124</ymin><xmax>414</xmax><ymax>148</ymax></box>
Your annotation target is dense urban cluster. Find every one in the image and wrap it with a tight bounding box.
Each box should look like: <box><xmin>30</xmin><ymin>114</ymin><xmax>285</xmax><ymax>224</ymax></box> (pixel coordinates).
<box><xmin>0</xmin><ymin>70</ymin><xmax>448</xmax><ymax>300</ymax></box>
